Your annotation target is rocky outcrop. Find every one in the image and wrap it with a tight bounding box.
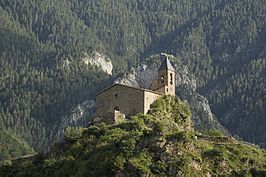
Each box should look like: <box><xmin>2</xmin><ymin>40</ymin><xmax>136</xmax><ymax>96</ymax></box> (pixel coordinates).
<box><xmin>55</xmin><ymin>100</ymin><xmax>95</xmax><ymax>140</ymax></box>
<box><xmin>58</xmin><ymin>53</ymin><xmax>225</xmax><ymax>135</ymax></box>
<box><xmin>82</xmin><ymin>51</ymin><xmax>113</xmax><ymax>75</ymax></box>
<box><xmin>115</xmin><ymin>53</ymin><xmax>225</xmax><ymax>131</ymax></box>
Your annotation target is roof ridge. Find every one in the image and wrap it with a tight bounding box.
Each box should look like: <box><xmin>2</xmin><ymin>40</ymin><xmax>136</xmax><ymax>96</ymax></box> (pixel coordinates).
<box><xmin>158</xmin><ymin>55</ymin><xmax>175</xmax><ymax>71</ymax></box>
<box><xmin>96</xmin><ymin>83</ymin><xmax>163</xmax><ymax>96</ymax></box>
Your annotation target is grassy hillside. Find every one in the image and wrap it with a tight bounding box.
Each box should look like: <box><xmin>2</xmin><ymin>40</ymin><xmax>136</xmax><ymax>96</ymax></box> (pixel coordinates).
<box><xmin>1</xmin><ymin>96</ymin><xmax>265</xmax><ymax>177</ymax></box>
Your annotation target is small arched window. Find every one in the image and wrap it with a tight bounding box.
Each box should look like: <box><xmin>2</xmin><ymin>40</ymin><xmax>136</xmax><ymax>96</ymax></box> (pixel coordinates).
<box><xmin>114</xmin><ymin>106</ymin><xmax>120</xmax><ymax>111</ymax></box>
<box><xmin>170</xmin><ymin>73</ymin><xmax>173</xmax><ymax>85</ymax></box>
<box><xmin>161</xmin><ymin>75</ymin><xmax>164</xmax><ymax>83</ymax></box>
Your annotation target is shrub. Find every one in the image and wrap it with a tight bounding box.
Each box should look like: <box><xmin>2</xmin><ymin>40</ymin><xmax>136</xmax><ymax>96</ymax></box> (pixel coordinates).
<box><xmin>129</xmin><ymin>152</ymin><xmax>153</xmax><ymax>176</ymax></box>
<box><xmin>205</xmin><ymin>129</ymin><xmax>224</xmax><ymax>137</ymax></box>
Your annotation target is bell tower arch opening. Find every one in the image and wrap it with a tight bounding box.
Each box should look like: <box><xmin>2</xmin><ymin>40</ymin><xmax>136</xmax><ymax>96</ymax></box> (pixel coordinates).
<box><xmin>155</xmin><ymin>55</ymin><xmax>175</xmax><ymax>95</ymax></box>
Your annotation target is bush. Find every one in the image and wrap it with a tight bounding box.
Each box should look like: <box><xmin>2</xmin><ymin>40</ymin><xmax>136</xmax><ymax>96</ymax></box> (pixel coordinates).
<box><xmin>64</xmin><ymin>127</ymin><xmax>85</xmax><ymax>143</ymax></box>
<box><xmin>129</xmin><ymin>152</ymin><xmax>153</xmax><ymax>176</ymax></box>
<box><xmin>167</xmin><ymin>131</ymin><xmax>195</xmax><ymax>143</ymax></box>
<box><xmin>205</xmin><ymin>129</ymin><xmax>224</xmax><ymax>137</ymax></box>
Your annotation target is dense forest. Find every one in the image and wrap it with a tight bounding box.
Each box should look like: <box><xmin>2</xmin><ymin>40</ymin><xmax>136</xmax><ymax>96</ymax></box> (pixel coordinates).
<box><xmin>0</xmin><ymin>0</ymin><xmax>265</xmax><ymax>160</ymax></box>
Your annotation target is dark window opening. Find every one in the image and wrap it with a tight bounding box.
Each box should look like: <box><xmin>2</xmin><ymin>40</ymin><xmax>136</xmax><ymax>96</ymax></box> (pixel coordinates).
<box><xmin>170</xmin><ymin>73</ymin><xmax>173</xmax><ymax>85</ymax></box>
<box><xmin>161</xmin><ymin>75</ymin><xmax>164</xmax><ymax>83</ymax></box>
<box><xmin>115</xmin><ymin>94</ymin><xmax>118</xmax><ymax>98</ymax></box>
<box><xmin>114</xmin><ymin>106</ymin><xmax>120</xmax><ymax>111</ymax></box>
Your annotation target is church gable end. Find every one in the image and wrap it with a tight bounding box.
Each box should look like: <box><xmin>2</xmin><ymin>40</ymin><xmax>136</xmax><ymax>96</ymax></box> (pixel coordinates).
<box><xmin>96</xmin><ymin>84</ymin><xmax>145</xmax><ymax>123</ymax></box>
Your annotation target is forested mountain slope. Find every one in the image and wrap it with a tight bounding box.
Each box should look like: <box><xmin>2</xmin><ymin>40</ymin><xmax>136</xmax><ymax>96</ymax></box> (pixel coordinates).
<box><xmin>153</xmin><ymin>1</ymin><xmax>266</xmax><ymax>146</ymax></box>
<box><xmin>0</xmin><ymin>0</ymin><xmax>265</xmax><ymax>159</ymax></box>
<box><xmin>0</xmin><ymin>3</ymin><xmax>112</xmax><ymax>153</ymax></box>
<box><xmin>0</xmin><ymin>129</ymin><xmax>34</xmax><ymax>162</ymax></box>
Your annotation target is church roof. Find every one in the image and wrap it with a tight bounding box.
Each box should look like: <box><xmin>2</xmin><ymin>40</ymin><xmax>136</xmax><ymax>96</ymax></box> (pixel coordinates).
<box><xmin>158</xmin><ymin>55</ymin><xmax>175</xmax><ymax>71</ymax></box>
<box><xmin>96</xmin><ymin>83</ymin><xmax>164</xmax><ymax>96</ymax></box>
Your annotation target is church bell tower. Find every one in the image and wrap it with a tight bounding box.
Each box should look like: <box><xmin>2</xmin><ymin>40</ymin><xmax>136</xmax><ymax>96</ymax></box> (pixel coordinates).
<box><xmin>152</xmin><ymin>55</ymin><xmax>175</xmax><ymax>95</ymax></box>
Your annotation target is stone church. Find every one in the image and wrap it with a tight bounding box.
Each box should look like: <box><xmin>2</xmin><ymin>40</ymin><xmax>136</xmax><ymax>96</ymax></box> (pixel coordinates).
<box><xmin>95</xmin><ymin>55</ymin><xmax>175</xmax><ymax>123</ymax></box>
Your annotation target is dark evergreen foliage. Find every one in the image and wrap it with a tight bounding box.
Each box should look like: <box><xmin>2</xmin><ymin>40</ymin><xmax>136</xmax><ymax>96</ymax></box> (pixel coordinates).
<box><xmin>0</xmin><ymin>0</ymin><xmax>265</xmax><ymax>160</ymax></box>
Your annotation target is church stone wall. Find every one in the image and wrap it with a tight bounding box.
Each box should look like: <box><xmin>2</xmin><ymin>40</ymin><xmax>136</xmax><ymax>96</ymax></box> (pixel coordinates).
<box><xmin>96</xmin><ymin>85</ymin><xmax>145</xmax><ymax>122</ymax></box>
<box><xmin>144</xmin><ymin>91</ymin><xmax>162</xmax><ymax>114</ymax></box>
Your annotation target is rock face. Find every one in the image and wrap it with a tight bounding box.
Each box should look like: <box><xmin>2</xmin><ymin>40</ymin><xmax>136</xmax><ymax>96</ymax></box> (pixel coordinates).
<box><xmin>82</xmin><ymin>51</ymin><xmax>113</xmax><ymax>75</ymax></box>
<box><xmin>55</xmin><ymin>100</ymin><xmax>95</xmax><ymax>140</ymax></box>
<box><xmin>115</xmin><ymin>53</ymin><xmax>225</xmax><ymax>131</ymax></box>
<box><xmin>59</xmin><ymin>53</ymin><xmax>225</xmax><ymax>134</ymax></box>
